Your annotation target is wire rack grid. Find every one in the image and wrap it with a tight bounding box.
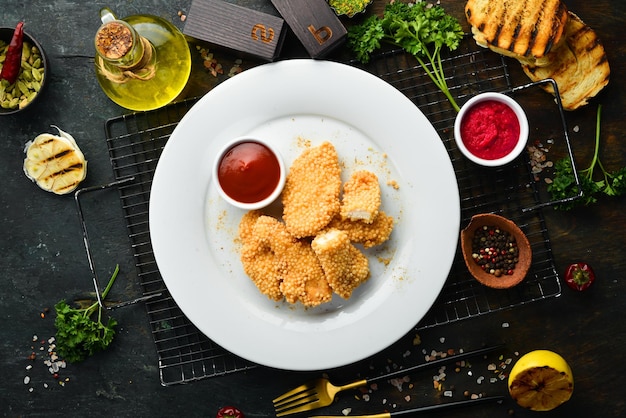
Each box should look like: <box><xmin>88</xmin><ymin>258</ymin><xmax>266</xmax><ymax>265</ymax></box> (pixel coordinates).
<box><xmin>102</xmin><ymin>38</ymin><xmax>571</xmax><ymax>384</ymax></box>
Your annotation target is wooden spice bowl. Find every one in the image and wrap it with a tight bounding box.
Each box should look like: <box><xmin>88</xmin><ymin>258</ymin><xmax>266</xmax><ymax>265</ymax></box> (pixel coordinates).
<box><xmin>460</xmin><ymin>213</ymin><xmax>532</xmax><ymax>289</ymax></box>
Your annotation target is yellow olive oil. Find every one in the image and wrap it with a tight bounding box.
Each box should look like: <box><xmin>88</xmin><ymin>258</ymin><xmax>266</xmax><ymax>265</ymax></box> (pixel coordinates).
<box><xmin>95</xmin><ymin>15</ymin><xmax>191</xmax><ymax>111</ymax></box>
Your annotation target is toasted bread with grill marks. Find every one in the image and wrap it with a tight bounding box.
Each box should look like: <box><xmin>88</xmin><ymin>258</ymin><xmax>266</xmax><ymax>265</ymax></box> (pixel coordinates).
<box><xmin>522</xmin><ymin>12</ymin><xmax>610</xmax><ymax>110</ymax></box>
<box><xmin>465</xmin><ymin>0</ymin><xmax>569</xmax><ymax>67</ymax></box>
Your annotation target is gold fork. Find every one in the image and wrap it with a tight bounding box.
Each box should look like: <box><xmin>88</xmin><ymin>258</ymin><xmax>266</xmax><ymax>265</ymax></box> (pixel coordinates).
<box><xmin>273</xmin><ymin>344</ymin><xmax>503</xmax><ymax>416</ymax></box>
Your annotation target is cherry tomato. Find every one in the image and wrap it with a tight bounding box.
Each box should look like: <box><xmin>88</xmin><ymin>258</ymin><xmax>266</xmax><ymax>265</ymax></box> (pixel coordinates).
<box><xmin>564</xmin><ymin>262</ymin><xmax>595</xmax><ymax>291</ymax></box>
<box><xmin>216</xmin><ymin>406</ymin><xmax>244</xmax><ymax>418</ymax></box>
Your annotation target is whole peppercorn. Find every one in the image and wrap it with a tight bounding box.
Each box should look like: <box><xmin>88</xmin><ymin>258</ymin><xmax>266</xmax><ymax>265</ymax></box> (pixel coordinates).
<box><xmin>471</xmin><ymin>225</ymin><xmax>519</xmax><ymax>276</ymax></box>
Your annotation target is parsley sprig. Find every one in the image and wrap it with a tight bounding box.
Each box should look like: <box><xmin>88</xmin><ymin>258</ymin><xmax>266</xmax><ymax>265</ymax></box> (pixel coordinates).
<box><xmin>54</xmin><ymin>265</ymin><xmax>119</xmax><ymax>363</ymax></box>
<box><xmin>548</xmin><ymin>105</ymin><xmax>626</xmax><ymax>210</ymax></box>
<box><xmin>347</xmin><ymin>1</ymin><xmax>464</xmax><ymax>111</ymax></box>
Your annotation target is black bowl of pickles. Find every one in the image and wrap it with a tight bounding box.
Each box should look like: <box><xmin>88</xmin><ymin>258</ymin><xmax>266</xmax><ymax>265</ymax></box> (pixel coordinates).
<box><xmin>0</xmin><ymin>23</ymin><xmax>49</xmax><ymax>115</ymax></box>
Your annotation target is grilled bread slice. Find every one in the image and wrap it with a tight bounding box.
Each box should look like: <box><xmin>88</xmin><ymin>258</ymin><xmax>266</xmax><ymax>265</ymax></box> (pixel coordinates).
<box><xmin>465</xmin><ymin>0</ymin><xmax>569</xmax><ymax>67</ymax></box>
<box><xmin>23</xmin><ymin>126</ymin><xmax>87</xmax><ymax>195</ymax></box>
<box><xmin>522</xmin><ymin>12</ymin><xmax>610</xmax><ymax>111</ymax></box>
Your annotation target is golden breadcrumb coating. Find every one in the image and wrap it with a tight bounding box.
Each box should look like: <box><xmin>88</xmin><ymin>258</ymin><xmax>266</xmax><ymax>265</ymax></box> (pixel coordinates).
<box><xmin>282</xmin><ymin>142</ymin><xmax>342</xmax><ymax>238</ymax></box>
<box><xmin>238</xmin><ymin>210</ymin><xmax>263</xmax><ymax>242</ymax></box>
<box><xmin>340</xmin><ymin>170</ymin><xmax>381</xmax><ymax>223</ymax></box>
<box><xmin>328</xmin><ymin>210</ymin><xmax>395</xmax><ymax>248</ymax></box>
<box><xmin>240</xmin><ymin>215</ymin><xmax>333</xmax><ymax>307</ymax></box>
<box><xmin>240</xmin><ymin>220</ymin><xmax>284</xmax><ymax>302</ymax></box>
<box><xmin>312</xmin><ymin>229</ymin><xmax>369</xmax><ymax>299</ymax></box>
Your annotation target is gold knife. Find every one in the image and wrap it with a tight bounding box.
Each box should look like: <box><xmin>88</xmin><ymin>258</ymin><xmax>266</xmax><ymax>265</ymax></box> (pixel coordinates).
<box><xmin>308</xmin><ymin>395</ymin><xmax>505</xmax><ymax>417</ymax></box>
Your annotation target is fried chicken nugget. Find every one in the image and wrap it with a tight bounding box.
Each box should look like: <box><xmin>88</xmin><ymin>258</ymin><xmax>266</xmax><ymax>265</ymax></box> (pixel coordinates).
<box><xmin>327</xmin><ymin>210</ymin><xmax>395</xmax><ymax>248</ymax></box>
<box><xmin>282</xmin><ymin>142</ymin><xmax>342</xmax><ymax>238</ymax></box>
<box><xmin>340</xmin><ymin>170</ymin><xmax>381</xmax><ymax>223</ymax></box>
<box><xmin>242</xmin><ymin>215</ymin><xmax>333</xmax><ymax>307</ymax></box>
<box><xmin>239</xmin><ymin>212</ymin><xmax>283</xmax><ymax>302</ymax></box>
<box><xmin>238</xmin><ymin>210</ymin><xmax>263</xmax><ymax>241</ymax></box>
<box><xmin>312</xmin><ymin>229</ymin><xmax>369</xmax><ymax>299</ymax></box>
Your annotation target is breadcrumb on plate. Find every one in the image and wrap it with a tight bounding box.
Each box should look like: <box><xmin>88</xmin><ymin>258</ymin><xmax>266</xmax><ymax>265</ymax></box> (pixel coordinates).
<box><xmin>340</xmin><ymin>170</ymin><xmax>381</xmax><ymax>223</ymax></box>
<box><xmin>312</xmin><ymin>229</ymin><xmax>369</xmax><ymax>299</ymax></box>
<box><xmin>282</xmin><ymin>142</ymin><xmax>341</xmax><ymax>238</ymax></box>
<box><xmin>328</xmin><ymin>210</ymin><xmax>394</xmax><ymax>248</ymax></box>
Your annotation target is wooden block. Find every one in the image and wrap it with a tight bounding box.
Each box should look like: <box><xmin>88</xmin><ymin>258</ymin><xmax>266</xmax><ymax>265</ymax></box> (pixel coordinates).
<box><xmin>270</xmin><ymin>0</ymin><xmax>347</xmax><ymax>58</ymax></box>
<box><xmin>183</xmin><ymin>0</ymin><xmax>287</xmax><ymax>61</ymax></box>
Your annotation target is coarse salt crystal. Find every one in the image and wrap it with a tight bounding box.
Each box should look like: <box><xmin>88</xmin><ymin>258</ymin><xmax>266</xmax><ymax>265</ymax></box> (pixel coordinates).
<box><xmin>502</xmin><ymin>322</ymin><xmax>509</xmax><ymax>328</ymax></box>
<box><xmin>341</xmin><ymin>408</ymin><xmax>351</xmax><ymax>416</ymax></box>
<box><xmin>24</xmin><ymin>376</ymin><xmax>30</xmax><ymax>384</ymax></box>
<box><xmin>439</xmin><ymin>337</ymin><xmax>446</xmax><ymax>343</ymax></box>
<box><xmin>32</xmin><ymin>335</ymin><xmax>38</xmax><ymax>342</ymax></box>
<box><xmin>444</xmin><ymin>390</ymin><xmax>453</xmax><ymax>397</ymax></box>
<box><xmin>26</xmin><ymin>365</ymin><xmax>32</xmax><ymax>370</ymax></box>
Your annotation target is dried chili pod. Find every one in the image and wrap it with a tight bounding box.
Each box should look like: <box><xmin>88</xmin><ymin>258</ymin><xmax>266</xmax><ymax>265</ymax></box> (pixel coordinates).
<box><xmin>0</xmin><ymin>21</ymin><xmax>25</xmax><ymax>85</ymax></box>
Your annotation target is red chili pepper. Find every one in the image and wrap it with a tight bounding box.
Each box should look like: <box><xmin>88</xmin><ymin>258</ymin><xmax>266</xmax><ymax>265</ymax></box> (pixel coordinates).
<box><xmin>0</xmin><ymin>21</ymin><xmax>25</xmax><ymax>85</ymax></box>
<box><xmin>216</xmin><ymin>406</ymin><xmax>244</xmax><ymax>418</ymax></box>
<box><xmin>564</xmin><ymin>262</ymin><xmax>595</xmax><ymax>291</ymax></box>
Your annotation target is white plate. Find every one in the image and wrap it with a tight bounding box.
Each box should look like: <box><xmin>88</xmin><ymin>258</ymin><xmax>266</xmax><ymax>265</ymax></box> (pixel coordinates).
<box><xmin>150</xmin><ymin>59</ymin><xmax>460</xmax><ymax>371</ymax></box>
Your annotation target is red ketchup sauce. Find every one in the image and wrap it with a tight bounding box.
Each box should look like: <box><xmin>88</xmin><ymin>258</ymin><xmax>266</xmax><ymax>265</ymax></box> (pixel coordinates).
<box><xmin>460</xmin><ymin>100</ymin><xmax>520</xmax><ymax>160</ymax></box>
<box><xmin>217</xmin><ymin>141</ymin><xmax>281</xmax><ymax>203</ymax></box>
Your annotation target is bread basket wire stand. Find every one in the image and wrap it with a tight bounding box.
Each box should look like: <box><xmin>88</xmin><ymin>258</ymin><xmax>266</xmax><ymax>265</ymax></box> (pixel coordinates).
<box><xmin>92</xmin><ymin>36</ymin><xmax>580</xmax><ymax>384</ymax></box>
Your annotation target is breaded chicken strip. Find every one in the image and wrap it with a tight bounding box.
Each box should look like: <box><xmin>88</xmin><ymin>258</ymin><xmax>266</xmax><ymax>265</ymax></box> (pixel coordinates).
<box><xmin>282</xmin><ymin>142</ymin><xmax>342</xmax><ymax>238</ymax></box>
<box><xmin>340</xmin><ymin>170</ymin><xmax>381</xmax><ymax>223</ymax></box>
<box><xmin>327</xmin><ymin>210</ymin><xmax>395</xmax><ymax>248</ymax></box>
<box><xmin>241</xmin><ymin>215</ymin><xmax>333</xmax><ymax>307</ymax></box>
<box><xmin>239</xmin><ymin>213</ymin><xmax>283</xmax><ymax>302</ymax></box>
<box><xmin>238</xmin><ymin>210</ymin><xmax>263</xmax><ymax>241</ymax></box>
<box><xmin>312</xmin><ymin>229</ymin><xmax>369</xmax><ymax>299</ymax></box>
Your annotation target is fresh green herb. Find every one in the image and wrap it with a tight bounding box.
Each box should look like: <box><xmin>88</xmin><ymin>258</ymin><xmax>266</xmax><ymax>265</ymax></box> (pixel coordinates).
<box><xmin>54</xmin><ymin>265</ymin><xmax>119</xmax><ymax>363</ymax></box>
<box><xmin>347</xmin><ymin>1</ymin><xmax>464</xmax><ymax>111</ymax></box>
<box><xmin>548</xmin><ymin>105</ymin><xmax>626</xmax><ymax>210</ymax></box>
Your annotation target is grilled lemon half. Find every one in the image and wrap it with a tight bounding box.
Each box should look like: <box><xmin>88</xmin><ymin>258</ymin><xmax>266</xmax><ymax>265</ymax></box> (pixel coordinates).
<box><xmin>23</xmin><ymin>126</ymin><xmax>87</xmax><ymax>195</ymax></box>
<box><xmin>508</xmin><ymin>349</ymin><xmax>574</xmax><ymax>411</ymax></box>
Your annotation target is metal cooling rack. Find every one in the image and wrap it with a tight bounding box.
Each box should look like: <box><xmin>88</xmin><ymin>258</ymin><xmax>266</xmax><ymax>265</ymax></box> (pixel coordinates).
<box><xmin>102</xmin><ymin>37</ymin><xmax>574</xmax><ymax>384</ymax></box>
<box><xmin>349</xmin><ymin>42</ymin><xmax>574</xmax><ymax>329</ymax></box>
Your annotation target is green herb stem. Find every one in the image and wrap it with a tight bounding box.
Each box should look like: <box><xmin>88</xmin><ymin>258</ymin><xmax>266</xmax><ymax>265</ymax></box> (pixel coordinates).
<box><xmin>347</xmin><ymin>2</ymin><xmax>463</xmax><ymax>112</ymax></box>
<box><xmin>548</xmin><ymin>104</ymin><xmax>625</xmax><ymax>209</ymax></box>
<box><xmin>101</xmin><ymin>264</ymin><xmax>120</xmax><ymax>300</ymax></box>
<box><xmin>54</xmin><ymin>264</ymin><xmax>120</xmax><ymax>362</ymax></box>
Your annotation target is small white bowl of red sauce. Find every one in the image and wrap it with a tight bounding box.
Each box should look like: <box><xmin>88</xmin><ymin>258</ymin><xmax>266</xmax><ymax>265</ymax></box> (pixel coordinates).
<box><xmin>454</xmin><ymin>92</ymin><xmax>529</xmax><ymax>167</ymax></box>
<box><xmin>213</xmin><ymin>136</ymin><xmax>286</xmax><ymax>210</ymax></box>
